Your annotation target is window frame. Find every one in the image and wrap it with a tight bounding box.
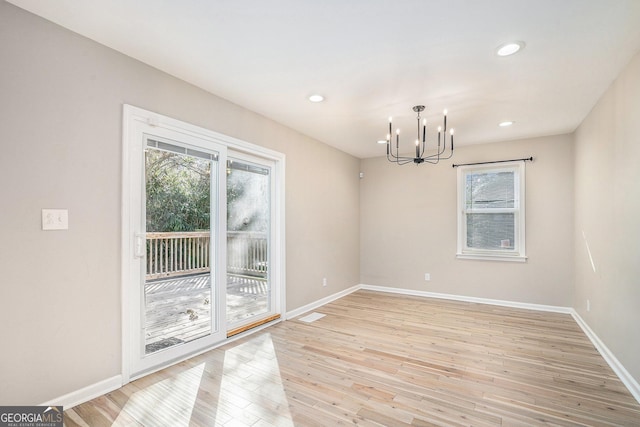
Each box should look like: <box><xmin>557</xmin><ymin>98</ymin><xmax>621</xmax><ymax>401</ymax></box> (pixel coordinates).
<box><xmin>456</xmin><ymin>161</ymin><xmax>527</xmax><ymax>262</ymax></box>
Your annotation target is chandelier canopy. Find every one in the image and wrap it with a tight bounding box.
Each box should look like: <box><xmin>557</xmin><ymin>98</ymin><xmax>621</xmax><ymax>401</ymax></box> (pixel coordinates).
<box><xmin>386</xmin><ymin>105</ymin><xmax>454</xmax><ymax>165</ymax></box>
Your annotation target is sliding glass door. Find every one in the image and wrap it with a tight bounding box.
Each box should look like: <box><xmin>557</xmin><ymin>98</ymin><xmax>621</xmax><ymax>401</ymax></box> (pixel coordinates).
<box><xmin>125</xmin><ymin>124</ymin><xmax>227</xmax><ymax>376</ymax></box>
<box><xmin>144</xmin><ymin>140</ymin><xmax>217</xmax><ymax>354</ymax></box>
<box><xmin>123</xmin><ymin>105</ymin><xmax>284</xmax><ymax>379</ymax></box>
<box><xmin>226</xmin><ymin>156</ymin><xmax>275</xmax><ymax>329</ymax></box>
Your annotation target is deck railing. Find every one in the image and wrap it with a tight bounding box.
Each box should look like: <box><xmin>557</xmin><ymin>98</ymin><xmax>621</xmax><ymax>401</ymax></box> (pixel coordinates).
<box><xmin>227</xmin><ymin>231</ymin><xmax>268</xmax><ymax>278</ymax></box>
<box><xmin>146</xmin><ymin>231</ymin><xmax>267</xmax><ymax>280</ymax></box>
<box><xmin>146</xmin><ymin>231</ymin><xmax>210</xmax><ymax>280</ymax></box>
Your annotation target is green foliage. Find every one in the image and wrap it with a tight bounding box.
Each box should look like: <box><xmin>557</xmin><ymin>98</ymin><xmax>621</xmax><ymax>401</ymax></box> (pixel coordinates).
<box><xmin>145</xmin><ymin>148</ymin><xmax>269</xmax><ymax>233</ymax></box>
<box><xmin>145</xmin><ymin>149</ymin><xmax>211</xmax><ymax>232</ymax></box>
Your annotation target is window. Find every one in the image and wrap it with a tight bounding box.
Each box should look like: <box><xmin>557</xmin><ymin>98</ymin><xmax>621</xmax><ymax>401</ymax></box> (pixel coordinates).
<box><xmin>457</xmin><ymin>161</ymin><xmax>526</xmax><ymax>261</ymax></box>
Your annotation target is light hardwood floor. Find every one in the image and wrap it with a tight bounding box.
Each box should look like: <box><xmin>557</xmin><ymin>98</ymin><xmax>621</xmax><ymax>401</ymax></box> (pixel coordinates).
<box><xmin>65</xmin><ymin>290</ymin><xmax>640</xmax><ymax>426</ymax></box>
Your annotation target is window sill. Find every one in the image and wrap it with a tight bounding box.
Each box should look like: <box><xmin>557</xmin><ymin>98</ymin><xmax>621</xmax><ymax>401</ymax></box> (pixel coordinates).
<box><xmin>456</xmin><ymin>253</ymin><xmax>527</xmax><ymax>263</ymax></box>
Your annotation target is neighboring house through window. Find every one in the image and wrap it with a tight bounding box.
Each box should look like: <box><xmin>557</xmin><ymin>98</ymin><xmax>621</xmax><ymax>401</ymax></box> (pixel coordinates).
<box><xmin>456</xmin><ymin>161</ymin><xmax>526</xmax><ymax>262</ymax></box>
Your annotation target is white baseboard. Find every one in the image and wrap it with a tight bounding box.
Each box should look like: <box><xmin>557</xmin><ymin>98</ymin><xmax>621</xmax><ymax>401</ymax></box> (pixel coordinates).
<box><xmin>40</xmin><ymin>375</ymin><xmax>122</xmax><ymax>409</ymax></box>
<box><xmin>285</xmin><ymin>285</ymin><xmax>360</xmax><ymax>320</ymax></box>
<box><xmin>359</xmin><ymin>284</ymin><xmax>573</xmax><ymax>314</ymax></box>
<box><xmin>571</xmin><ymin>310</ymin><xmax>640</xmax><ymax>403</ymax></box>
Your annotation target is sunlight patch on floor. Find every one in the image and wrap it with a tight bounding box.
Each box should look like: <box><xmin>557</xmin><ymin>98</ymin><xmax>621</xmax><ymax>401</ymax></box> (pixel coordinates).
<box><xmin>216</xmin><ymin>333</ymin><xmax>294</xmax><ymax>426</ymax></box>
<box><xmin>114</xmin><ymin>363</ymin><xmax>205</xmax><ymax>426</ymax></box>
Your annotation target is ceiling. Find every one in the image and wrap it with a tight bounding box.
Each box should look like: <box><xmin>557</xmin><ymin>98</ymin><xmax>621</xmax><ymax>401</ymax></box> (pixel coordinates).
<box><xmin>8</xmin><ymin>0</ymin><xmax>640</xmax><ymax>158</ymax></box>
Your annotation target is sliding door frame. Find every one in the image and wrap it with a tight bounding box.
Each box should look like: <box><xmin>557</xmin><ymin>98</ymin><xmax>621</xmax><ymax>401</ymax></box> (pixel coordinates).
<box><xmin>121</xmin><ymin>105</ymin><xmax>286</xmax><ymax>383</ymax></box>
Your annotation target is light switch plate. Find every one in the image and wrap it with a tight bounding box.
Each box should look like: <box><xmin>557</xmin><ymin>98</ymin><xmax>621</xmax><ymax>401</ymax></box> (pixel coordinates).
<box><xmin>42</xmin><ymin>209</ymin><xmax>69</xmax><ymax>230</ymax></box>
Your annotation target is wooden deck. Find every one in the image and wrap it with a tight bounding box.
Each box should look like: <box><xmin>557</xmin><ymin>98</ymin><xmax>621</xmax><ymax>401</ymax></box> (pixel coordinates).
<box><xmin>66</xmin><ymin>290</ymin><xmax>640</xmax><ymax>426</ymax></box>
<box><xmin>145</xmin><ymin>274</ymin><xmax>268</xmax><ymax>353</ymax></box>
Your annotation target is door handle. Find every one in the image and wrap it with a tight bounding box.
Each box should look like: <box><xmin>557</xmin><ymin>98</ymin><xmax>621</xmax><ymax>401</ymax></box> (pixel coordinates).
<box><xmin>134</xmin><ymin>233</ymin><xmax>145</xmax><ymax>258</ymax></box>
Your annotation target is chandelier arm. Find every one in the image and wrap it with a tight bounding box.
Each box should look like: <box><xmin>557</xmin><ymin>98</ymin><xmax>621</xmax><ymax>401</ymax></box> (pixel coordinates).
<box><xmin>424</xmin><ymin>146</ymin><xmax>453</xmax><ymax>161</ymax></box>
<box><xmin>389</xmin><ymin>151</ymin><xmax>404</xmax><ymax>161</ymax></box>
<box><xmin>417</xmin><ymin>142</ymin><xmax>446</xmax><ymax>163</ymax></box>
<box><xmin>418</xmin><ymin>154</ymin><xmax>441</xmax><ymax>164</ymax></box>
<box><xmin>422</xmin><ymin>149</ymin><xmax>440</xmax><ymax>161</ymax></box>
<box><xmin>388</xmin><ymin>138</ymin><xmax>415</xmax><ymax>162</ymax></box>
<box><xmin>439</xmin><ymin>134</ymin><xmax>448</xmax><ymax>155</ymax></box>
<box><xmin>423</xmin><ymin>137</ymin><xmax>450</xmax><ymax>160</ymax></box>
<box><xmin>388</xmin><ymin>144</ymin><xmax>413</xmax><ymax>162</ymax></box>
<box><xmin>388</xmin><ymin>140</ymin><xmax>398</xmax><ymax>159</ymax></box>
<box><xmin>387</xmin><ymin>142</ymin><xmax>400</xmax><ymax>162</ymax></box>
<box><xmin>423</xmin><ymin>149</ymin><xmax>444</xmax><ymax>161</ymax></box>
<box><xmin>395</xmin><ymin>154</ymin><xmax>409</xmax><ymax>165</ymax></box>
<box><xmin>423</xmin><ymin>152</ymin><xmax>449</xmax><ymax>164</ymax></box>
<box><xmin>437</xmin><ymin>133</ymin><xmax>454</xmax><ymax>160</ymax></box>
<box><xmin>441</xmin><ymin>137</ymin><xmax>455</xmax><ymax>159</ymax></box>
<box><xmin>422</xmin><ymin>153</ymin><xmax>444</xmax><ymax>163</ymax></box>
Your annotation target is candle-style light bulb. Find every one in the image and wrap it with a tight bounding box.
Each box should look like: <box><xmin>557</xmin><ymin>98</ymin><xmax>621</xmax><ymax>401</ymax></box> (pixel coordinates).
<box><xmin>450</xmin><ymin>128</ymin><xmax>454</xmax><ymax>150</ymax></box>
<box><xmin>386</xmin><ymin>133</ymin><xmax>390</xmax><ymax>156</ymax></box>
<box><xmin>396</xmin><ymin>129</ymin><xmax>400</xmax><ymax>135</ymax></box>
<box><xmin>389</xmin><ymin>116</ymin><xmax>393</xmax><ymax>123</ymax></box>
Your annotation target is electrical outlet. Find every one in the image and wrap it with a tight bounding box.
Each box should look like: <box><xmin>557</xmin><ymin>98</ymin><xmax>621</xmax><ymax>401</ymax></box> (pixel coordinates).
<box><xmin>322</xmin><ymin>277</ymin><xmax>327</xmax><ymax>287</ymax></box>
<box><xmin>424</xmin><ymin>273</ymin><xmax>431</xmax><ymax>281</ymax></box>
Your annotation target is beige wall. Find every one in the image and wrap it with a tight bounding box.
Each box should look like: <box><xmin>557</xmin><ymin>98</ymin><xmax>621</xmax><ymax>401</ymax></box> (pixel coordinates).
<box><xmin>360</xmin><ymin>134</ymin><xmax>574</xmax><ymax>306</ymax></box>
<box><xmin>0</xmin><ymin>2</ymin><xmax>359</xmax><ymax>405</ymax></box>
<box><xmin>573</xmin><ymin>51</ymin><xmax>640</xmax><ymax>381</ymax></box>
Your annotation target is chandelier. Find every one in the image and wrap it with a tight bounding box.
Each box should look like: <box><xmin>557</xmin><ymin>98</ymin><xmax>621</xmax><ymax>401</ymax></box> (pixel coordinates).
<box><xmin>386</xmin><ymin>105</ymin><xmax>454</xmax><ymax>165</ymax></box>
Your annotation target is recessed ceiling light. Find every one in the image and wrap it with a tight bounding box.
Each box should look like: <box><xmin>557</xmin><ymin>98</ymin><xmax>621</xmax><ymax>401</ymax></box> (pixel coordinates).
<box><xmin>496</xmin><ymin>41</ymin><xmax>525</xmax><ymax>57</ymax></box>
<box><xmin>308</xmin><ymin>94</ymin><xmax>324</xmax><ymax>103</ymax></box>
<box><xmin>499</xmin><ymin>121</ymin><xmax>514</xmax><ymax>127</ymax></box>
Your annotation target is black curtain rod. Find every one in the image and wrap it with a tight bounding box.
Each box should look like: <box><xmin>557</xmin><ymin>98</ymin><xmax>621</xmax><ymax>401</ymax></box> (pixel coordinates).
<box><xmin>452</xmin><ymin>156</ymin><xmax>533</xmax><ymax>168</ymax></box>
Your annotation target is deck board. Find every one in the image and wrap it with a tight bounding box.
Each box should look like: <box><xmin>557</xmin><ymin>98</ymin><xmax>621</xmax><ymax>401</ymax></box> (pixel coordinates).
<box><xmin>144</xmin><ymin>274</ymin><xmax>268</xmax><ymax>353</ymax></box>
